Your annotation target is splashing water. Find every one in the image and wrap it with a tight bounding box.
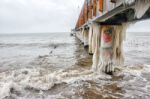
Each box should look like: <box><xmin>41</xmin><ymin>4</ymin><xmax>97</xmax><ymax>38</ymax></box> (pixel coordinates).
<box><xmin>0</xmin><ymin>33</ymin><xmax>150</xmax><ymax>99</ymax></box>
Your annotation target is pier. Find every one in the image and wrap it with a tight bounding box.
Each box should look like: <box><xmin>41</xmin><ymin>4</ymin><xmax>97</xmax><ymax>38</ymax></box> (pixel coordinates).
<box><xmin>74</xmin><ymin>0</ymin><xmax>150</xmax><ymax>74</ymax></box>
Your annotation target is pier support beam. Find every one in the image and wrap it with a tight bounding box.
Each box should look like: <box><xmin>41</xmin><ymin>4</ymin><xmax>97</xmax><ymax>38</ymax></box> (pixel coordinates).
<box><xmin>99</xmin><ymin>25</ymin><xmax>115</xmax><ymax>74</ymax></box>
<box><xmin>81</xmin><ymin>28</ymin><xmax>85</xmax><ymax>44</ymax></box>
<box><xmin>88</xmin><ymin>23</ymin><xmax>99</xmax><ymax>55</ymax></box>
<box><xmin>75</xmin><ymin>29</ymin><xmax>84</xmax><ymax>43</ymax></box>
<box><xmin>92</xmin><ymin>23</ymin><xmax>100</xmax><ymax>70</ymax></box>
<box><xmin>83</xmin><ymin>28</ymin><xmax>89</xmax><ymax>48</ymax></box>
<box><xmin>88</xmin><ymin>24</ymin><xmax>93</xmax><ymax>55</ymax></box>
<box><xmin>92</xmin><ymin>24</ymin><xmax>126</xmax><ymax>75</ymax></box>
<box><xmin>75</xmin><ymin>22</ymin><xmax>128</xmax><ymax>75</ymax></box>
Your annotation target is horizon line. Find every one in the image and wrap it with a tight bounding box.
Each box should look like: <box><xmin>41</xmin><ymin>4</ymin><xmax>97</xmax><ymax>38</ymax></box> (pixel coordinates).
<box><xmin>0</xmin><ymin>32</ymin><xmax>71</xmax><ymax>34</ymax></box>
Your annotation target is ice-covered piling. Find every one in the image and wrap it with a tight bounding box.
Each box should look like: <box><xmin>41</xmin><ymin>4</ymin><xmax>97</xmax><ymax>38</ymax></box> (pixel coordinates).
<box><xmin>93</xmin><ymin>23</ymin><xmax>130</xmax><ymax>74</ymax></box>
<box><xmin>83</xmin><ymin>29</ymin><xmax>89</xmax><ymax>47</ymax></box>
<box><xmin>88</xmin><ymin>25</ymin><xmax>93</xmax><ymax>55</ymax></box>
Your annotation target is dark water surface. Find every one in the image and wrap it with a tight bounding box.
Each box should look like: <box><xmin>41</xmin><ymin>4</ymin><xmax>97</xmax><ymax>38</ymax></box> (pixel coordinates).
<box><xmin>0</xmin><ymin>33</ymin><xmax>150</xmax><ymax>99</ymax></box>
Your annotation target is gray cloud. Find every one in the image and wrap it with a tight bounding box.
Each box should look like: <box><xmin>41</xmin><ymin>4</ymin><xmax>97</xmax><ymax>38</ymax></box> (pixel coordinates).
<box><xmin>0</xmin><ymin>0</ymin><xmax>149</xmax><ymax>33</ymax></box>
<box><xmin>0</xmin><ymin>0</ymin><xmax>84</xmax><ymax>33</ymax></box>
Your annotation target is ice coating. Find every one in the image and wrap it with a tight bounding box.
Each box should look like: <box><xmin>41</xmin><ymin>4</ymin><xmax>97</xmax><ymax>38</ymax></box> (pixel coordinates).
<box><xmin>92</xmin><ymin>23</ymin><xmax>131</xmax><ymax>74</ymax></box>
<box><xmin>123</xmin><ymin>0</ymin><xmax>150</xmax><ymax>19</ymax></box>
<box><xmin>134</xmin><ymin>0</ymin><xmax>150</xmax><ymax>19</ymax></box>
<box><xmin>83</xmin><ymin>29</ymin><xmax>89</xmax><ymax>47</ymax></box>
<box><xmin>123</xmin><ymin>0</ymin><xmax>135</xmax><ymax>5</ymax></box>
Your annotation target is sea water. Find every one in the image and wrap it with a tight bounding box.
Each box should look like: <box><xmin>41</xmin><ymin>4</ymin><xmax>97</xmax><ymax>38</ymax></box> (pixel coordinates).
<box><xmin>0</xmin><ymin>32</ymin><xmax>150</xmax><ymax>99</ymax></box>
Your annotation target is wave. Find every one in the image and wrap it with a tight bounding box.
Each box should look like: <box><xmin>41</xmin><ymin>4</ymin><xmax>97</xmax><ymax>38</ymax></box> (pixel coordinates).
<box><xmin>0</xmin><ymin>64</ymin><xmax>150</xmax><ymax>99</ymax></box>
<box><xmin>0</xmin><ymin>42</ymin><xmax>73</xmax><ymax>48</ymax></box>
<box><xmin>0</xmin><ymin>68</ymin><xmax>111</xmax><ymax>99</ymax></box>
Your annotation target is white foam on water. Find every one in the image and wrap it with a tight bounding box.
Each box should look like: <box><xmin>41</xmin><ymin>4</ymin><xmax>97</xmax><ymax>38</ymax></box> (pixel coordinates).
<box><xmin>115</xmin><ymin>64</ymin><xmax>150</xmax><ymax>98</ymax></box>
<box><xmin>0</xmin><ymin>68</ymin><xmax>112</xmax><ymax>99</ymax></box>
<box><xmin>45</xmin><ymin>93</ymin><xmax>66</xmax><ymax>99</ymax></box>
<box><xmin>1</xmin><ymin>63</ymin><xmax>150</xmax><ymax>99</ymax></box>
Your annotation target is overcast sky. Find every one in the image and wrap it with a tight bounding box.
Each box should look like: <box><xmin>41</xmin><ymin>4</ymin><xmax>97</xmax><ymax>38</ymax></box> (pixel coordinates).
<box><xmin>0</xmin><ymin>0</ymin><xmax>150</xmax><ymax>33</ymax></box>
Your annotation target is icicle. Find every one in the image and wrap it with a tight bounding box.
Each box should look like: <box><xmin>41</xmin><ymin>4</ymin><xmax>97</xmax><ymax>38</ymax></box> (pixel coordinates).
<box><xmin>88</xmin><ymin>23</ymin><xmax>100</xmax><ymax>55</ymax></box>
<box><xmin>92</xmin><ymin>27</ymin><xmax>97</xmax><ymax>54</ymax></box>
<box><xmin>76</xmin><ymin>30</ymin><xmax>82</xmax><ymax>41</ymax></box>
<box><xmin>92</xmin><ymin>23</ymin><xmax>100</xmax><ymax>71</ymax></box>
<box><xmin>113</xmin><ymin>25</ymin><xmax>125</xmax><ymax>66</ymax></box>
<box><xmin>81</xmin><ymin>28</ymin><xmax>85</xmax><ymax>43</ymax></box>
<box><xmin>83</xmin><ymin>29</ymin><xmax>89</xmax><ymax>47</ymax></box>
<box><xmin>88</xmin><ymin>24</ymin><xmax>93</xmax><ymax>54</ymax></box>
<box><xmin>75</xmin><ymin>31</ymin><xmax>79</xmax><ymax>40</ymax></box>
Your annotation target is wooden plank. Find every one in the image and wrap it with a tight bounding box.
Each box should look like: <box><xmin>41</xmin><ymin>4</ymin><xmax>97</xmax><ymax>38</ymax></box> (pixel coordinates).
<box><xmin>99</xmin><ymin>0</ymin><xmax>103</xmax><ymax>12</ymax></box>
<box><xmin>93</xmin><ymin>0</ymin><xmax>97</xmax><ymax>16</ymax></box>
